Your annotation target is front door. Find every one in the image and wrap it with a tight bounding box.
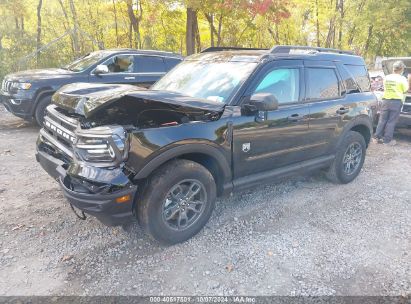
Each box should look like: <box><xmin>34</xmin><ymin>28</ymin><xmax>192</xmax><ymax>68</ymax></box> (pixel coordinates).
<box><xmin>89</xmin><ymin>54</ymin><xmax>166</xmax><ymax>87</ymax></box>
<box><xmin>232</xmin><ymin>60</ymin><xmax>311</xmax><ymax>179</ymax></box>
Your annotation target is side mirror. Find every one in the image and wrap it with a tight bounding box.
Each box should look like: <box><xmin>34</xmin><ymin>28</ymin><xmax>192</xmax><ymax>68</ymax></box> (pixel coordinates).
<box><xmin>94</xmin><ymin>65</ymin><xmax>109</xmax><ymax>75</ymax></box>
<box><xmin>248</xmin><ymin>93</ymin><xmax>279</xmax><ymax>111</ymax></box>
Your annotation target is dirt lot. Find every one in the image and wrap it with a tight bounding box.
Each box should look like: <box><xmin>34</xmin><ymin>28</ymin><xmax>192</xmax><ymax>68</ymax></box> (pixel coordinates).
<box><xmin>0</xmin><ymin>106</ymin><xmax>410</xmax><ymax>296</ymax></box>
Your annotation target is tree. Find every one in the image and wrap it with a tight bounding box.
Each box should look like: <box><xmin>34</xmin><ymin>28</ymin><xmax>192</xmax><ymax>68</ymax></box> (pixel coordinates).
<box><xmin>126</xmin><ymin>0</ymin><xmax>143</xmax><ymax>48</ymax></box>
<box><xmin>36</xmin><ymin>0</ymin><xmax>43</xmax><ymax>66</ymax></box>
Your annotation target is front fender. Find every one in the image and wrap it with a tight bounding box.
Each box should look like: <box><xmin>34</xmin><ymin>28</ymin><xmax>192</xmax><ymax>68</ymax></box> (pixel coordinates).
<box><xmin>126</xmin><ymin>116</ymin><xmax>233</xmax><ymax>183</ymax></box>
<box><xmin>132</xmin><ymin>142</ymin><xmax>232</xmax><ymax>182</ymax></box>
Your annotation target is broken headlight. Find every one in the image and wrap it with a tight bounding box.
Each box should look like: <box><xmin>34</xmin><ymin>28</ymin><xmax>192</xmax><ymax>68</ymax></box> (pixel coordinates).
<box><xmin>73</xmin><ymin>126</ymin><xmax>129</xmax><ymax>166</ymax></box>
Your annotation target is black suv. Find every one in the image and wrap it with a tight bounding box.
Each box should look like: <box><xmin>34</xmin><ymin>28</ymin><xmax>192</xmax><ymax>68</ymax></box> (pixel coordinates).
<box><xmin>1</xmin><ymin>49</ymin><xmax>182</xmax><ymax>125</ymax></box>
<box><xmin>36</xmin><ymin>45</ymin><xmax>377</xmax><ymax>244</ymax></box>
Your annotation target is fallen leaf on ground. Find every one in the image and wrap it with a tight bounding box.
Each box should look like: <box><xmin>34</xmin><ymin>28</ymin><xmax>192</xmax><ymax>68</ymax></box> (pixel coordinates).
<box><xmin>225</xmin><ymin>263</ymin><xmax>234</xmax><ymax>272</ymax></box>
<box><xmin>11</xmin><ymin>224</ymin><xmax>25</xmax><ymax>231</ymax></box>
<box><xmin>61</xmin><ymin>255</ymin><xmax>74</xmax><ymax>262</ymax></box>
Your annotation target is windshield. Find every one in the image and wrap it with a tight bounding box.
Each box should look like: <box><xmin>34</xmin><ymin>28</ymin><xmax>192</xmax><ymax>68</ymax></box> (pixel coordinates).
<box><xmin>152</xmin><ymin>60</ymin><xmax>257</xmax><ymax>103</ymax></box>
<box><xmin>64</xmin><ymin>52</ymin><xmax>106</xmax><ymax>72</ymax></box>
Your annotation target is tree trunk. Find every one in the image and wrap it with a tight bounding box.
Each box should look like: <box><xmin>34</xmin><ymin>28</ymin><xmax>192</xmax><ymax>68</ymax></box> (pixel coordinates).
<box><xmin>217</xmin><ymin>13</ymin><xmax>223</xmax><ymax>47</ymax></box>
<box><xmin>127</xmin><ymin>0</ymin><xmax>143</xmax><ymax>49</ymax></box>
<box><xmin>315</xmin><ymin>0</ymin><xmax>320</xmax><ymax>47</ymax></box>
<box><xmin>204</xmin><ymin>13</ymin><xmax>216</xmax><ymax>47</ymax></box>
<box><xmin>128</xmin><ymin>22</ymin><xmax>133</xmax><ymax>48</ymax></box>
<box><xmin>186</xmin><ymin>7</ymin><xmax>196</xmax><ymax>55</ymax></box>
<box><xmin>112</xmin><ymin>0</ymin><xmax>119</xmax><ymax>47</ymax></box>
<box><xmin>36</xmin><ymin>0</ymin><xmax>43</xmax><ymax>67</ymax></box>
<box><xmin>338</xmin><ymin>0</ymin><xmax>344</xmax><ymax>48</ymax></box>
<box><xmin>69</xmin><ymin>0</ymin><xmax>80</xmax><ymax>56</ymax></box>
<box><xmin>57</xmin><ymin>0</ymin><xmax>75</xmax><ymax>54</ymax></box>
<box><xmin>325</xmin><ymin>18</ymin><xmax>335</xmax><ymax>48</ymax></box>
<box><xmin>363</xmin><ymin>25</ymin><xmax>373</xmax><ymax>55</ymax></box>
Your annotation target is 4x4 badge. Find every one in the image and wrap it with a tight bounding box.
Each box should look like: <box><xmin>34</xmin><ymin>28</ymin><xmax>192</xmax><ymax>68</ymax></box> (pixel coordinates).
<box><xmin>242</xmin><ymin>143</ymin><xmax>251</xmax><ymax>153</ymax></box>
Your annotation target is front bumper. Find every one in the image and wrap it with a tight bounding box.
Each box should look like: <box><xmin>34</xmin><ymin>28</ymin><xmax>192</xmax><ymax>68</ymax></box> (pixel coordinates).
<box><xmin>59</xmin><ymin>176</ymin><xmax>137</xmax><ymax>226</ymax></box>
<box><xmin>36</xmin><ymin>144</ymin><xmax>137</xmax><ymax>226</ymax></box>
<box><xmin>1</xmin><ymin>93</ymin><xmax>34</xmax><ymax>119</ymax></box>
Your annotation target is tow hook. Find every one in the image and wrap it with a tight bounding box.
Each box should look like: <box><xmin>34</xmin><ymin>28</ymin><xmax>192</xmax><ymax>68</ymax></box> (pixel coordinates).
<box><xmin>70</xmin><ymin>204</ymin><xmax>87</xmax><ymax>220</ymax></box>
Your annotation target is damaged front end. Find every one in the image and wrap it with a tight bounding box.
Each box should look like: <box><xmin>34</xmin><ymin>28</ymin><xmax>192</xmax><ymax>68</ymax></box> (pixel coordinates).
<box><xmin>36</xmin><ymin>109</ymin><xmax>138</xmax><ymax>225</ymax></box>
<box><xmin>36</xmin><ymin>83</ymin><xmax>224</xmax><ymax>225</ymax></box>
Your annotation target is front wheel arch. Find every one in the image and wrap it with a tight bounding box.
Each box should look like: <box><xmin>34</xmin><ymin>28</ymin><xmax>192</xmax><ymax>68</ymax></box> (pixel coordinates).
<box><xmin>132</xmin><ymin>144</ymin><xmax>232</xmax><ymax>189</ymax></box>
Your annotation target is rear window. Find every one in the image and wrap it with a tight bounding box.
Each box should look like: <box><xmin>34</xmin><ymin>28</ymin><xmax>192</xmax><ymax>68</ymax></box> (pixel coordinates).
<box><xmin>344</xmin><ymin>64</ymin><xmax>370</xmax><ymax>92</ymax></box>
<box><xmin>134</xmin><ymin>56</ymin><xmax>165</xmax><ymax>73</ymax></box>
<box><xmin>306</xmin><ymin>68</ymin><xmax>340</xmax><ymax>100</ymax></box>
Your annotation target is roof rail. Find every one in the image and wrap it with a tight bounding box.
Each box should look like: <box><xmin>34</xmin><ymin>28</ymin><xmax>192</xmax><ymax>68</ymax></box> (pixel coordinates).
<box><xmin>270</xmin><ymin>45</ymin><xmax>354</xmax><ymax>55</ymax></box>
<box><xmin>201</xmin><ymin>46</ymin><xmax>268</xmax><ymax>53</ymax></box>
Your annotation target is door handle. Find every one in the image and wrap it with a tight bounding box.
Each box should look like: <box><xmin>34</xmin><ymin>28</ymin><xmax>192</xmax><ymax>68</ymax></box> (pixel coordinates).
<box><xmin>124</xmin><ymin>76</ymin><xmax>135</xmax><ymax>80</ymax></box>
<box><xmin>336</xmin><ymin>107</ymin><xmax>349</xmax><ymax>114</ymax></box>
<box><xmin>288</xmin><ymin>114</ymin><xmax>304</xmax><ymax>121</ymax></box>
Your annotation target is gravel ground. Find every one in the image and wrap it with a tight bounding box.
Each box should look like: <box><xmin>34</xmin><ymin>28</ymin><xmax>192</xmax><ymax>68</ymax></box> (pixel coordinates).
<box><xmin>0</xmin><ymin>106</ymin><xmax>410</xmax><ymax>296</ymax></box>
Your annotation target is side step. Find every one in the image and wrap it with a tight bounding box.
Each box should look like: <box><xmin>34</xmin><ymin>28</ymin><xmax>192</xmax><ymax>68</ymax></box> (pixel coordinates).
<box><xmin>232</xmin><ymin>155</ymin><xmax>335</xmax><ymax>192</ymax></box>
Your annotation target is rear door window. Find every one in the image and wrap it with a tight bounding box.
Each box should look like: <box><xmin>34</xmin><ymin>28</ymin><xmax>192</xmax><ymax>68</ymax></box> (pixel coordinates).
<box><xmin>306</xmin><ymin>68</ymin><xmax>340</xmax><ymax>100</ymax></box>
<box><xmin>134</xmin><ymin>56</ymin><xmax>166</xmax><ymax>73</ymax></box>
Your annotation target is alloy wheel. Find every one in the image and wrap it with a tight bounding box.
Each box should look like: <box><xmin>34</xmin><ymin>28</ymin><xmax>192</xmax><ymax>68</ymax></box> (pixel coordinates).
<box><xmin>162</xmin><ymin>179</ymin><xmax>207</xmax><ymax>231</ymax></box>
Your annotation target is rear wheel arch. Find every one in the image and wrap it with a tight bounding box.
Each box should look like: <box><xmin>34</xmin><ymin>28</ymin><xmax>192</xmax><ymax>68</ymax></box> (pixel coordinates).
<box><xmin>350</xmin><ymin>124</ymin><xmax>371</xmax><ymax>147</ymax></box>
<box><xmin>337</xmin><ymin>117</ymin><xmax>372</xmax><ymax>149</ymax></box>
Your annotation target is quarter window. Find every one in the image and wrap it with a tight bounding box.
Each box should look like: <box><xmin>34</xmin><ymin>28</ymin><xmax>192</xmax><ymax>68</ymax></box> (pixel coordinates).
<box><xmin>306</xmin><ymin>68</ymin><xmax>340</xmax><ymax>100</ymax></box>
<box><xmin>344</xmin><ymin>64</ymin><xmax>371</xmax><ymax>92</ymax></box>
<box><xmin>253</xmin><ymin>68</ymin><xmax>300</xmax><ymax>104</ymax></box>
<box><xmin>135</xmin><ymin>56</ymin><xmax>165</xmax><ymax>73</ymax></box>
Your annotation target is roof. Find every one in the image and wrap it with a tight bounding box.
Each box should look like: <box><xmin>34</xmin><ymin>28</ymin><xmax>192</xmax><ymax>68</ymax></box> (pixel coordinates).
<box><xmin>191</xmin><ymin>45</ymin><xmax>365</xmax><ymax>65</ymax></box>
<box><xmin>94</xmin><ymin>48</ymin><xmax>183</xmax><ymax>58</ymax></box>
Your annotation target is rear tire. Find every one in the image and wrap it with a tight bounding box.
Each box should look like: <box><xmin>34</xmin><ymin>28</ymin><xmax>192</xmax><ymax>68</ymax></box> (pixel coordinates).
<box><xmin>34</xmin><ymin>95</ymin><xmax>52</xmax><ymax>126</ymax></box>
<box><xmin>137</xmin><ymin>159</ymin><xmax>216</xmax><ymax>245</ymax></box>
<box><xmin>326</xmin><ymin>131</ymin><xmax>366</xmax><ymax>184</ymax></box>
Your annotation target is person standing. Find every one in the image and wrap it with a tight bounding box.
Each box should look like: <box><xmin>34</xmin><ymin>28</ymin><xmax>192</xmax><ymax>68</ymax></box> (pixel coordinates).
<box><xmin>373</xmin><ymin>61</ymin><xmax>409</xmax><ymax>145</ymax></box>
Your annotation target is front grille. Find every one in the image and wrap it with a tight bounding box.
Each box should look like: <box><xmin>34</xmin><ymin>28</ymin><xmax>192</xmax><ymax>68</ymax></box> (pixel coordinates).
<box><xmin>1</xmin><ymin>79</ymin><xmax>12</xmax><ymax>93</ymax></box>
<box><xmin>43</xmin><ymin>105</ymin><xmax>78</xmax><ymax>150</ymax></box>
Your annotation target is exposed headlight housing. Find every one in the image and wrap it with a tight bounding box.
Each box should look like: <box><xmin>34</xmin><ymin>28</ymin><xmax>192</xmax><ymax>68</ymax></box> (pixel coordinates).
<box><xmin>73</xmin><ymin>126</ymin><xmax>129</xmax><ymax>166</ymax></box>
<box><xmin>12</xmin><ymin>82</ymin><xmax>32</xmax><ymax>90</ymax></box>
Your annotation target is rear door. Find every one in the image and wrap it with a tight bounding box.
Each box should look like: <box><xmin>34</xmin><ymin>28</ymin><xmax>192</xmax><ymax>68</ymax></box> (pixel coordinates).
<box><xmin>303</xmin><ymin>61</ymin><xmax>348</xmax><ymax>157</ymax></box>
<box><xmin>133</xmin><ymin>55</ymin><xmax>167</xmax><ymax>88</ymax></box>
<box><xmin>164</xmin><ymin>57</ymin><xmax>182</xmax><ymax>71</ymax></box>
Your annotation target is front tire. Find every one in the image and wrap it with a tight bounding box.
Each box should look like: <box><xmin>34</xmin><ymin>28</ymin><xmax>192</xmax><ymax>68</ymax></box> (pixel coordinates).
<box><xmin>326</xmin><ymin>131</ymin><xmax>366</xmax><ymax>184</ymax></box>
<box><xmin>137</xmin><ymin>159</ymin><xmax>217</xmax><ymax>245</ymax></box>
<box><xmin>34</xmin><ymin>95</ymin><xmax>52</xmax><ymax>126</ymax></box>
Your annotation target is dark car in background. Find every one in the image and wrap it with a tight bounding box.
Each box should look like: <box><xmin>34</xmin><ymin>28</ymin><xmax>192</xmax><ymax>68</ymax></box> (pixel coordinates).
<box><xmin>0</xmin><ymin>49</ymin><xmax>183</xmax><ymax>125</ymax></box>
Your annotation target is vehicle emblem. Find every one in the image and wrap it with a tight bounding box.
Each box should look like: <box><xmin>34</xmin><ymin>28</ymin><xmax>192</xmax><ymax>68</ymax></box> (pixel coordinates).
<box><xmin>242</xmin><ymin>143</ymin><xmax>251</xmax><ymax>153</ymax></box>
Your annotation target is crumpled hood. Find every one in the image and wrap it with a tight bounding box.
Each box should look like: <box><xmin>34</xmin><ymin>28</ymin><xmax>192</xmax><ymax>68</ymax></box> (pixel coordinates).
<box><xmin>52</xmin><ymin>82</ymin><xmax>225</xmax><ymax>118</ymax></box>
<box><xmin>5</xmin><ymin>68</ymin><xmax>74</xmax><ymax>82</ymax></box>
